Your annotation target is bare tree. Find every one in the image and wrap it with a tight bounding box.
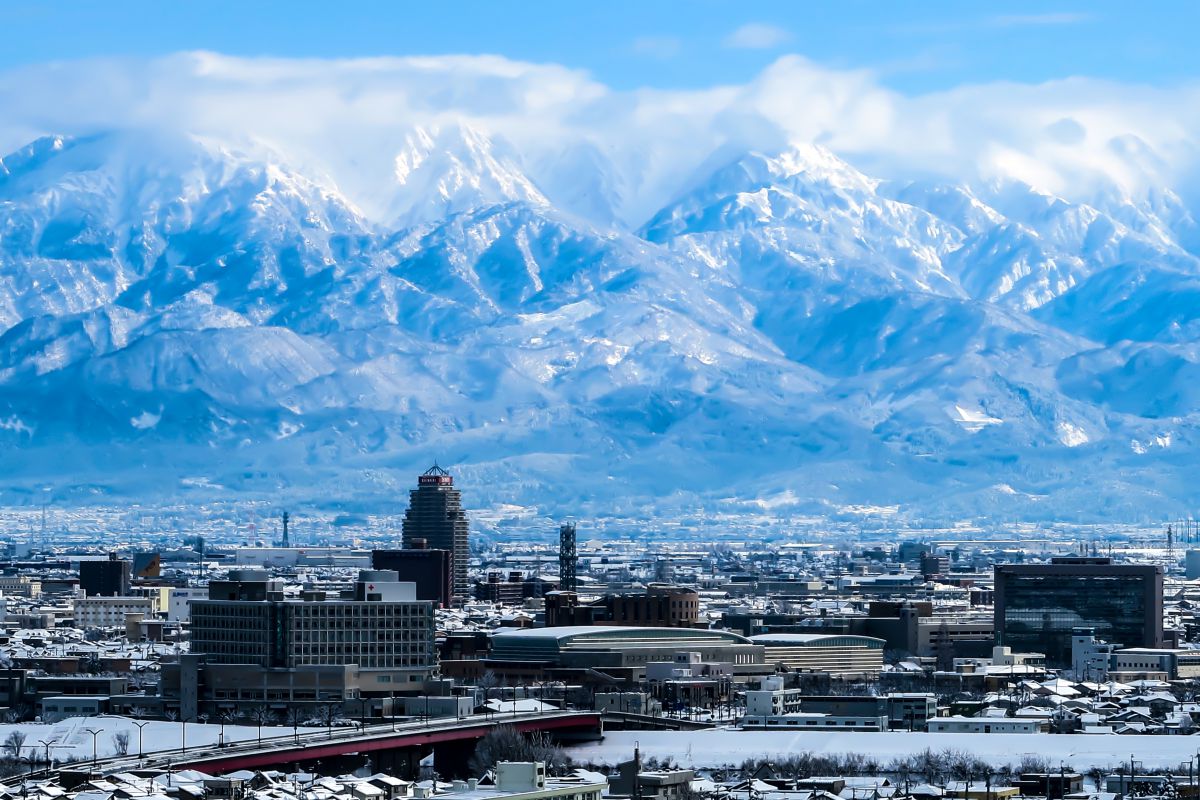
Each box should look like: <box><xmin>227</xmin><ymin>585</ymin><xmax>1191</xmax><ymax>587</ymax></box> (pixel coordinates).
<box><xmin>284</xmin><ymin>706</ymin><xmax>306</xmax><ymax>743</ymax></box>
<box><xmin>112</xmin><ymin>731</ymin><xmax>130</xmax><ymax>757</ymax></box>
<box><xmin>248</xmin><ymin>705</ymin><xmax>276</xmax><ymax>744</ymax></box>
<box><xmin>468</xmin><ymin>725</ymin><xmax>569</xmax><ymax>777</ymax></box>
<box><xmin>2</xmin><ymin>731</ymin><xmax>25</xmax><ymax>760</ymax></box>
<box><xmin>478</xmin><ymin>670</ymin><xmax>500</xmax><ymax>703</ymax></box>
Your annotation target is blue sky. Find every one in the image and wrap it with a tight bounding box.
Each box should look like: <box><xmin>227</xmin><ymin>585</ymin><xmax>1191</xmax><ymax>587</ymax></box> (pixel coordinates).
<box><xmin>3</xmin><ymin>1</ymin><xmax>1195</xmax><ymax>93</ymax></box>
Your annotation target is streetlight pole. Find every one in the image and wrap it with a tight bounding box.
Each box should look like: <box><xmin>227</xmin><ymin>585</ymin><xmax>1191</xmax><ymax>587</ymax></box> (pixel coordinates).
<box><xmin>83</xmin><ymin>728</ymin><xmax>102</xmax><ymax>769</ymax></box>
<box><xmin>131</xmin><ymin>721</ymin><xmax>150</xmax><ymax>761</ymax></box>
<box><xmin>36</xmin><ymin>740</ymin><xmax>59</xmax><ymax>771</ymax></box>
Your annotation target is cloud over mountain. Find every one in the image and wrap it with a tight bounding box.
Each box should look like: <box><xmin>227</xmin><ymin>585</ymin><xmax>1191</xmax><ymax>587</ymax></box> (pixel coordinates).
<box><xmin>0</xmin><ymin>53</ymin><xmax>1199</xmax><ymax>522</ymax></box>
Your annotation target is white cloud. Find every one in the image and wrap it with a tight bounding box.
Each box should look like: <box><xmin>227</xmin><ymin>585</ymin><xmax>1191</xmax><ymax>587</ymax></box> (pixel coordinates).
<box><xmin>986</xmin><ymin>12</ymin><xmax>1094</xmax><ymax>28</ymax></box>
<box><xmin>723</xmin><ymin>23</ymin><xmax>792</xmax><ymax>49</ymax></box>
<box><xmin>631</xmin><ymin>35</ymin><xmax>683</xmax><ymax>59</ymax></box>
<box><xmin>0</xmin><ymin>51</ymin><xmax>1197</xmax><ymax>226</ymax></box>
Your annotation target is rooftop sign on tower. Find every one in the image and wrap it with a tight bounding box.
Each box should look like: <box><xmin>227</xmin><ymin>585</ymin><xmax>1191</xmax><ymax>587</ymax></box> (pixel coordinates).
<box><xmin>418</xmin><ymin>464</ymin><xmax>453</xmax><ymax>486</ymax></box>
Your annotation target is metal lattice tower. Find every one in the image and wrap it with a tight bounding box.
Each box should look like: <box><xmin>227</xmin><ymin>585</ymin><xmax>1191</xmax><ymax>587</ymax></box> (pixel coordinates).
<box><xmin>559</xmin><ymin>522</ymin><xmax>578</xmax><ymax>592</ymax></box>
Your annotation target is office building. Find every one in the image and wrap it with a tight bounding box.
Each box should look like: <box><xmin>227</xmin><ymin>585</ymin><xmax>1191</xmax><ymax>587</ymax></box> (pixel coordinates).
<box><xmin>189</xmin><ymin>569</ymin><xmax>436</xmax><ymax>674</ymax></box>
<box><xmin>402</xmin><ymin>465</ymin><xmax>470</xmax><ymax>601</ymax></box>
<box><xmin>79</xmin><ymin>554</ymin><xmax>131</xmax><ymax>597</ymax></box>
<box><xmin>994</xmin><ymin>558</ymin><xmax>1163</xmax><ymax>667</ymax></box>
<box><xmin>73</xmin><ymin>596</ymin><xmax>154</xmax><ymax>629</ymax></box>
<box><xmin>545</xmin><ymin>585</ymin><xmax>700</xmax><ymax>628</ymax></box>
<box><xmin>1070</xmin><ymin>628</ymin><xmax>1114</xmax><ymax>681</ymax></box>
<box><xmin>167</xmin><ymin>587</ymin><xmax>209</xmax><ymax>623</ymax></box>
<box><xmin>1109</xmin><ymin>647</ymin><xmax>1200</xmax><ymax>680</ymax></box>
<box><xmin>741</xmin><ymin>677</ymin><xmax>890</xmax><ymax>730</ymax></box>
<box><xmin>373</xmin><ymin>547</ymin><xmax>453</xmax><ymax>607</ymax></box>
<box><xmin>475</xmin><ymin>571</ymin><xmax>555</xmax><ymax>604</ymax></box>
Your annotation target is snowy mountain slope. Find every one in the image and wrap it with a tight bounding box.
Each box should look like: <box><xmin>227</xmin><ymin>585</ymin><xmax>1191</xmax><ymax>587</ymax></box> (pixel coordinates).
<box><xmin>1</xmin><ymin>129</ymin><xmax>1199</xmax><ymax>521</ymax></box>
<box><xmin>378</xmin><ymin>124</ymin><xmax>549</xmax><ymax>228</ymax></box>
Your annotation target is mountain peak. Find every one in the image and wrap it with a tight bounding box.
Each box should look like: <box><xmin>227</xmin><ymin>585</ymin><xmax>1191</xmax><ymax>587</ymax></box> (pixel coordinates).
<box><xmin>383</xmin><ymin>122</ymin><xmax>548</xmax><ymax>228</ymax></box>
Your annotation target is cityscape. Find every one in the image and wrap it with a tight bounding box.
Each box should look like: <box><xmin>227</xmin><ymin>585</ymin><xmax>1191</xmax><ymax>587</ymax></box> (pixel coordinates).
<box><xmin>2</xmin><ymin>4</ymin><xmax>1200</xmax><ymax>800</ymax></box>
<box><xmin>0</xmin><ymin>465</ymin><xmax>1193</xmax><ymax>800</ymax></box>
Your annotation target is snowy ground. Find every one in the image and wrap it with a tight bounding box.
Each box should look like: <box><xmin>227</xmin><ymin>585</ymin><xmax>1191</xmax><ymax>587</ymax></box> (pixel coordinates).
<box><xmin>0</xmin><ymin>717</ymin><xmax>323</xmax><ymax>763</ymax></box>
<box><xmin>568</xmin><ymin>730</ymin><xmax>1200</xmax><ymax>771</ymax></box>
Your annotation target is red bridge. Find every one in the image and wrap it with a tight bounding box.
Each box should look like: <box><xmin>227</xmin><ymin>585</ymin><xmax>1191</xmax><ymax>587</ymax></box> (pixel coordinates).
<box><xmin>161</xmin><ymin>712</ymin><xmax>603</xmax><ymax>778</ymax></box>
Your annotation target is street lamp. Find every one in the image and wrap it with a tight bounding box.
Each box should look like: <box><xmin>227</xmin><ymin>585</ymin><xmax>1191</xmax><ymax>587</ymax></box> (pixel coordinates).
<box><xmin>82</xmin><ymin>728</ymin><xmax>103</xmax><ymax>769</ymax></box>
<box><xmin>19</xmin><ymin>749</ymin><xmax>36</xmax><ymax>779</ymax></box>
<box><xmin>131</xmin><ymin>721</ymin><xmax>151</xmax><ymax>760</ymax></box>
<box><xmin>36</xmin><ymin>739</ymin><xmax>61</xmax><ymax>771</ymax></box>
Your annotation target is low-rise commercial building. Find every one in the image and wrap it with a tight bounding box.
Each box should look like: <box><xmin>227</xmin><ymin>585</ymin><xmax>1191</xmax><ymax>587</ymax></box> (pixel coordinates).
<box><xmin>927</xmin><ymin>716</ymin><xmax>1040</xmax><ymax>734</ymax></box>
<box><xmin>73</xmin><ymin>596</ymin><xmax>154</xmax><ymax>629</ymax></box>
<box><xmin>749</xmin><ymin>633</ymin><xmax>884</xmax><ymax>677</ymax></box>
<box><xmin>1109</xmin><ymin>648</ymin><xmax>1200</xmax><ymax>680</ymax></box>
<box><xmin>488</xmin><ymin>626</ymin><xmax>765</xmax><ymax>682</ymax></box>
<box><xmin>168</xmin><ymin>587</ymin><xmax>209</xmax><ymax>622</ymax></box>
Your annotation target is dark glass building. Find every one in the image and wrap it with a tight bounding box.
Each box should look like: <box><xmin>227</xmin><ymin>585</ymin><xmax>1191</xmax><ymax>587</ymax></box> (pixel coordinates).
<box><xmin>401</xmin><ymin>465</ymin><xmax>469</xmax><ymax>602</ymax></box>
<box><xmin>994</xmin><ymin>558</ymin><xmax>1163</xmax><ymax>667</ymax></box>
<box><xmin>79</xmin><ymin>554</ymin><xmax>132</xmax><ymax>597</ymax></box>
<box><xmin>372</xmin><ymin>547</ymin><xmax>454</xmax><ymax>608</ymax></box>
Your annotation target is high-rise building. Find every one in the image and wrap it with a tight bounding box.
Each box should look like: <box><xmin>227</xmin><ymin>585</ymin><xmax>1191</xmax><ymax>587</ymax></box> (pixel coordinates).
<box><xmin>79</xmin><ymin>554</ymin><xmax>131</xmax><ymax>597</ymax></box>
<box><xmin>402</xmin><ymin>465</ymin><xmax>469</xmax><ymax>601</ymax></box>
<box><xmin>995</xmin><ymin>558</ymin><xmax>1163</xmax><ymax>667</ymax></box>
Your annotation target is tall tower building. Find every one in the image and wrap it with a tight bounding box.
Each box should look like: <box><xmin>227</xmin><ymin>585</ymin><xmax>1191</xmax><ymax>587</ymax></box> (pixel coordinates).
<box><xmin>559</xmin><ymin>522</ymin><xmax>577</xmax><ymax>592</ymax></box>
<box><xmin>402</xmin><ymin>465</ymin><xmax>469</xmax><ymax>601</ymax></box>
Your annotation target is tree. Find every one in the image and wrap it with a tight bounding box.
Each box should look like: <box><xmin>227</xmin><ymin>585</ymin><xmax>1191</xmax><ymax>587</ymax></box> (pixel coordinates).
<box><xmin>467</xmin><ymin>725</ymin><xmax>569</xmax><ymax>777</ymax></box>
<box><xmin>285</xmin><ymin>706</ymin><xmax>306</xmax><ymax>743</ymax></box>
<box><xmin>307</xmin><ymin>702</ymin><xmax>342</xmax><ymax>737</ymax></box>
<box><xmin>112</xmin><ymin>731</ymin><xmax>130</xmax><ymax>757</ymax></box>
<box><xmin>478</xmin><ymin>671</ymin><xmax>500</xmax><ymax>703</ymax></box>
<box><xmin>3</xmin><ymin>731</ymin><xmax>26</xmax><ymax>760</ymax></box>
<box><xmin>248</xmin><ymin>705</ymin><xmax>276</xmax><ymax>743</ymax></box>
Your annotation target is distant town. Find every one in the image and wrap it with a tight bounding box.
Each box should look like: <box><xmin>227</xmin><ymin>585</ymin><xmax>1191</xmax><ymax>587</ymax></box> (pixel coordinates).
<box><xmin>0</xmin><ymin>466</ymin><xmax>1196</xmax><ymax>800</ymax></box>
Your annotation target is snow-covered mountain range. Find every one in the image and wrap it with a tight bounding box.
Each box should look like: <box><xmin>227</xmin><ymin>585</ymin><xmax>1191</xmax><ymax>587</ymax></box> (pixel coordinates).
<box><xmin>1</xmin><ymin>125</ymin><xmax>1198</xmax><ymax>522</ymax></box>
